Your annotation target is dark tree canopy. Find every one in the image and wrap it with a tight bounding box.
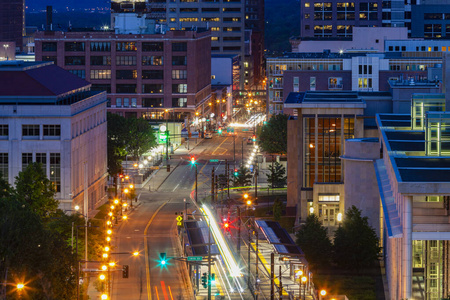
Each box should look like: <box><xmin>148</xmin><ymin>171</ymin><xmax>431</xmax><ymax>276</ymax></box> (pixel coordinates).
<box><xmin>258</xmin><ymin>114</ymin><xmax>288</xmax><ymax>155</ymax></box>
<box><xmin>233</xmin><ymin>166</ymin><xmax>253</xmax><ymax>187</ymax></box>
<box><xmin>296</xmin><ymin>214</ymin><xmax>332</xmax><ymax>269</ymax></box>
<box><xmin>333</xmin><ymin>206</ymin><xmax>381</xmax><ymax>272</ymax></box>
<box><xmin>267</xmin><ymin>161</ymin><xmax>287</xmax><ymax>188</ymax></box>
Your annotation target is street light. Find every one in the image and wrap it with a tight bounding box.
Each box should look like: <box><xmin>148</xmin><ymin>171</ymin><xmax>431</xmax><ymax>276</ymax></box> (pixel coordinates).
<box><xmin>319</xmin><ymin>289</ymin><xmax>327</xmax><ymax>300</ymax></box>
<box><xmin>3</xmin><ymin>44</ymin><xmax>9</xmax><ymax>60</ymax></box>
<box><xmin>301</xmin><ymin>276</ymin><xmax>308</xmax><ymax>300</ymax></box>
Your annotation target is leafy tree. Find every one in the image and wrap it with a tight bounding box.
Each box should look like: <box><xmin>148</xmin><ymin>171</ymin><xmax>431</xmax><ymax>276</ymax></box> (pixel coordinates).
<box><xmin>333</xmin><ymin>206</ymin><xmax>381</xmax><ymax>272</ymax></box>
<box><xmin>126</xmin><ymin>117</ymin><xmax>157</xmax><ymax>159</ymax></box>
<box><xmin>267</xmin><ymin>162</ymin><xmax>287</xmax><ymax>188</ymax></box>
<box><xmin>296</xmin><ymin>214</ymin><xmax>332</xmax><ymax>270</ymax></box>
<box><xmin>258</xmin><ymin>114</ymin><xmax>288</xmax><ymax>154</ymax></box>
<box><xmin>107</xmin><ymin>112</ymin><xmax>128</xmax><ymax>177</ymax></box>
<box><xmin>14</xmin><ymin>162</ymin><xmax>58</xmax><ymax>219</ymax></box>
<box><xmin>233</xmin><ymin>166</ymin><xmax>253</xmax><ymax>187</ymax></box>
<box><xmin>272</xmin><ymin>198</ymin><xmax>283</xmax><ymax>221</ymax></box>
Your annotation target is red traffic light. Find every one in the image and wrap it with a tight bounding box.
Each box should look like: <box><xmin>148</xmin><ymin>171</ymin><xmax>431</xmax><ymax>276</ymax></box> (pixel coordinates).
<box><xmin>224</xmin><ymin>222</ymin><xmax>229</xmax><ymax>228</ymax></box>
<box><xmin>190</xmin><ymin>156</ymin><xmax>196</xmax><ymax>165</ymax></box>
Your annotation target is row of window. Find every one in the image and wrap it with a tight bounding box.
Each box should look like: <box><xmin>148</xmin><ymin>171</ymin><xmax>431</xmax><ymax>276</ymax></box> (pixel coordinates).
<box><xmin>168</xmin><ymin>17</ymin><xmax>241</xmax><ymax>23</ymax></box>
<box><xmin>388</xmin><ymin>45</ymin><xmax>450</xmax><ymax>52</ymax></box>
<box><xmin>89</xmin><ymin>69</ymin><xmax>189</xmax><ymax>80</ymax></box>
<box><xmin>15</xmin><ymin>124</ymin><xmax>61</xmax><ymax>138</ymax></box>
<box><xmin>64</xmin><ymin>55</ymin><xmax>186</xmax><ymax>66</ymax></box>
<box><xmin>0</xmin><ymin>153</ymin><xmax>61</xmax><ymax>192</ymax></box>
<box><xmin>43</xmin><ymin>42</ymin><xmax>185</xmax><ymax>53</ymax></box>
<box><xmin>305</xmin><ymin>2</ymin><xmax>378</xmax><ymax>10</ymax></box>
<box><xmin>98</xmin><ymin>84</ymin><xmax>188</xmax><ymax>94</ymax></box>
<box><xmin>115</xmin><ymin>98</ymin><xmax>188</xmax><ymax>108</ymax></box>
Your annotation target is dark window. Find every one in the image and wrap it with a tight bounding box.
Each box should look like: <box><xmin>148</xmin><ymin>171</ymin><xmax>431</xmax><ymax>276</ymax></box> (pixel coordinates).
<box><xmin>172</xmin><ymin>84</ymin><xmax>187</xmax><ymax>93</ymax></box>
<box><xmin>172</xmin><ymin>42</ymin><xmax>187</xmax><ymax>52</ymax></box>
<box><xmin>91</xmin><ymin>84</ymin><xmax>111</xmax><ymax>93</ymax></box>
<box><xmin>142</xmin><ymin>56</ymin><xmax>163</xmax><ymax>66</ymax></box>
<box><xmin>402</xmin><ymin>46</ymin><xmax>406</xmax><ymax>51</ymax></box>
<box><xmin>180</xmin><ymin>8</ymin><xmax>198</xmax><ymax>12</ymax></box>
<box><xmin>0</xmin><ymin>125</ymin><xmax>8</xmax><ymax>136</ymax></box>
<box><xmin>65</xmin><ymin>56</ymin><xmax>85</xmax><ymax>66</ymax></box>
<box><xmin>172</xmin><ymin>56</ymin><xmax>187</xmax><ymax>65</ymax></box>
<box><xmin>22</xmin><ymin>153</ymin><xmax>32</xmax><ymax>170</ymax></box>
<box><xmin>202</xmin><ymin>8</ymin><xmax>219</xmax><ymax>12</ymax></box>
<box><xmin>142</xmin><ymin>84</ymin><xmax>163</xmax><ymax>93</ymax></box>
<box><xmin>116</xmin><ymin>56</ymin><xmax>137</xmax><ymax>66</ymax></box>
<box><xmin>223</xmin><ymin>7</ymin><xmax>240</xmax><ymax>12</ymax></box>
<box><xmin>91</xmin><ymin>56</ymin><xmax>111</xmax><ymax>65</ymax></box>
<box><xmin>116</xmin><ymin>70</ymin><xmax>137</xmax><ymax>79</ymax></box>
<box><xmin>90</xmin><ymin>42</ymin><xmax>111</xmax><ymax>52</ymax></box>
<box><xmin>65</xmin><ymin>42</ymin><xmax>85</xmax><ymax>51</ymax></box>
<box><xmin>43</xmin><ymin>125</ymin><xmax>61</xmax><ymax>137</ymax></box>
<box><xmin>142</xmin><ymin>98</ymin><xmax>163</xmax><ymax>107</ymax></box>
<box><xmin>68</xmin><ymin>69</ymin><xmax>86</xmax><ymax>79</ymax></box>
<box><xmin>142</xmin><ymin>70</ymin><xmax>164</xmax><ymax>79</ymax></box>
<box><xmin>142</xmin><ymin>42</ymin><xmax>164</xmax><ymax>52</ymax></box>
<box><xmin>116</xmin><ymin>84</ymin><xmax>137</xmax><ymax>93</ymax></box>
<box><xmin>223</xmin><ymin>36</ymin><xmax>241</xmax><ymax>41</ymax></box>
<box><xmin>42</xmin><ymin>42</ymin><xmax>57</xmax><ymax>52</ymax></box>
<box><xmin>212</xmin><ymin>47</ymin><xmax>220</xmax><ymax>51</ymax></box>
<box><xmin>50</xmin><ymin>153</ymin><xmax>61</xmax><ymax>192</ymax></box>
<box><xmin>425</xmin><ymin>13</ymin><xmax>442</xmax><ymax>20</ymax></box>
<box><xmin>22</xmin><ymin>125</ymin><xmax>39</xmax><ymax>137</ymax></box>
<box><xmin>223</xmin><ymin>46</ymin><xmax>241</xmax><ymax>51</ymax></box>
<box><xmin>42</xmin><ymin>56</ymin><xmax>57</xmax><ymax>64</ymax></box>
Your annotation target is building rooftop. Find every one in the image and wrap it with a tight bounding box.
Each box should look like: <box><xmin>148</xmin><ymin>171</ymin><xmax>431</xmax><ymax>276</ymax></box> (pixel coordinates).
<box><xmin>0</xmin><ymin>61</ymin><xmax>90</xmax><ymax>98</ymax></box>
<box><xmin>377</xmin><ymin>113</ymin><xmax>450</xmax><ymax>185</ymax></box>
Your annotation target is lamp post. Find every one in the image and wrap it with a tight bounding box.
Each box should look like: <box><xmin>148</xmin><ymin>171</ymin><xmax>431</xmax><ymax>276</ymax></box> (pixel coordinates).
<box><xmin>301</xmin><ymin>276</ymin><xmax>307</xmax><ymax>300</ymax></box>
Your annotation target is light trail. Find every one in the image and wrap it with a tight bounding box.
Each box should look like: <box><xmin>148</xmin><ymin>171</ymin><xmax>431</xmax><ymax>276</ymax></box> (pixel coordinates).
<box><xmin>201</xmin><ymin>206</ymin><xmax>242</xmax><ymax>277</ymax></box>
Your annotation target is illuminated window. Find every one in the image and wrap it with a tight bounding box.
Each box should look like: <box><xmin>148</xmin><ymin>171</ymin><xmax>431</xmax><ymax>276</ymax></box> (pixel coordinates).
<box><xmin>211</xmin><ymin>27</ymin><xmax>220</xmax><ymax>31</ymax></box>
<box><xmin>211</xmin><ymin>37</ymin><xmax>219</xmax><ymax>41</ymax></box>
<box><xmin>442</xmin><ymin>46</ymin><xmax>447</xmax><ymax>52</ymax></box>
<box><xmin>305</xmin><ymin>2</ymin><xmax>310</xmax><ymax>7</ymax></box>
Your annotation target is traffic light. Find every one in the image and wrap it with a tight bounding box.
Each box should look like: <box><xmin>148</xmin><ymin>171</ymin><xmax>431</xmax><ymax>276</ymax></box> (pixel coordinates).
<box><xmin>234</xmin><ymin>169</ymin><xmax>238</xmax><ymax>176</ymax></box>
<box><xmin>252</xmin><ymin>135</ymin><xmax>256</xmax><ymax>142</ymax></box>
<box><xmin>122</xmin><ymin>265</ymin><xmax>129</xmax><ymax>278</ymax></box>
<box><xmin>223</xmin><ymin>221</ymin><xmax>230</xmax><ymax>231</ymax></box>
<box><xmin>218</xmin><ymin>127</ymin><xmax>222</xmax><ymax>135</ymax></box>
<box><xmin>159</xmin><ymin>252</ymin><xmax>167</xmax><ymax>266</ymax></box>
<box><xmin>211</xmin><ymin>273</ymin><xmax>216</xmax><ymax>285</ymax></box>
<box><xmin>190</xmin><ymin>156</ymin><xmax>196</xmax><ymax>165</ymax></box>
<box><xmin>201</xmin><ymin>273</ymin><xmax>207</xmax><ymax>288</ymax></box>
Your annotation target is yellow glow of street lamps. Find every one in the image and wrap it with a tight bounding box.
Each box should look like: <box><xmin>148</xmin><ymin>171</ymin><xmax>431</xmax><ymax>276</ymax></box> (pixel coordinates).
<box><xmin>106</xmin><ymin>220</ymin><xmax>111</xmax><ymax>225</ymax></box>
<box><xmin>246</xmin><ymin>200</ymin><xmax>252</xmax><ymax>206</ymax></box>
<box><xmin>133</xmin><ymin>163</ymin><xmax>138</xmax><ymax>168</ymax></box>
<box><xmin>74</xmin><ymin>205</ymin><xmax>80</xmax><ymax>211</ymax></box>
<box><xmin>320</xmin><ymin>290</ymin><xmax>327</xmax><ymax>296</ymax></box>
<box><xmin>123</xmin><ymin>215</ymin><xmax>128</xmax><ymax>220</ymax></box>
<box><xmin>301</xmin><ymin>276</ymin><xmax>307</xmax><ymax>283</ymax></box>
<box><xmin>99</xmin><ymin>274</ymin><xmax>106</xmax><ymax>280</ymax></box>
<box><xmin>17</xmin><ymin>283</ymin><xmax>24</xmax><ymax>290</ymax></box>
<box><xmin>125</xmin><ymin>175</ymin><xmax>129</xmax><ymax>180</ymax></box>
<box><xmin>129</xmin><ymin>184</ymin><xmax>134</xmax><ymax>189</ymax></box>
<box><xmin>106</xmin><ymin>236</ymin><xmax>111</xmax><ymax>242</ymax></box>
<box><xmin>133</xmin><ymin>251</ymin><xmax>139</xmax><ymax>256</ymax></box>
<box><xmin>104</xmin><ymin>246</ymin><xmax>110</xmax><ymax>252</ymax></box>
<box><xmin>109</xmin><ymin>262</ymin><xmax>116</xmax><ymax>267</ymax></box>
<box><xmin>296</xmin><ymin>270</ymin><xmax>303</xmax><ymax>277</ymax></box>
<box><xmin>114</xmin><ymin>199</ymin><xmax>119</xmax><ymax>204</ymax></box>
<box><xmin>123</xmin><ymin>203</ymin><xmax>128</xmax><ymax>207</ymax></box>
<box><xmin>337</xmin><ymin>212</ymin><xmax>343</xmax><ymax>222</ymax></box>
<box><xmin>102</xmin><ymin>253</ymin><xmax>108</xmax><ymax>258</ymax></box>
<box><xmin>124</xmin><ymin>188</ymin><xmax>129</xmax><ymax>194</ymax></box>
<box><xmin>101</xmin><ymin>294</ymin><xmax>108</xmax><ymax>300</ymax></box>
<box><xmin>101</xmin><ymin>265</ymin><xmax>107</xmax><ymax>271</ymax></box>
<box><xmin>108</xmin><ymin>212</ymin><xmax>113</xmax><ymax>217</ymax></box>
<box><xmin>110</xmin><ymin>205</ymin><xmax>114</xmax><ymax>210</ymax></box>
<box><xmin>244</xmin><ymin>193</ymin><xmax>249</xmax><ymax>199</ymax></box>
<box><xmin>107</xmin><ymin>229</ymin><xmax>112</xmax><ymax>235</ymax></box>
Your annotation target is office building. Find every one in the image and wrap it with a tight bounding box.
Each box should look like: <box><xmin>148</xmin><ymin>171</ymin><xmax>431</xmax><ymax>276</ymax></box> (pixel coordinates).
<box><xmin>0</xmin><ymin>0</ymin><xmax>25</xmax><ymax>51</ymax></box>
<box><xmin>0</xmin><ymin>61</ymin><xmax>108</xmax><ymax>214</ymax></box>
<box><xmin>35</xmin><ymin>29</ymin><xmax>212</xmax><ymax>122</ymax></box>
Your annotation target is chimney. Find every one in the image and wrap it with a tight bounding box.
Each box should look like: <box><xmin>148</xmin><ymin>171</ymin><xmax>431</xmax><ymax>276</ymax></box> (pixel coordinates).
<box><xmin>46</xmin><ymin>6</ymin><xmax>53</xmax><ymax>31</ymax></box>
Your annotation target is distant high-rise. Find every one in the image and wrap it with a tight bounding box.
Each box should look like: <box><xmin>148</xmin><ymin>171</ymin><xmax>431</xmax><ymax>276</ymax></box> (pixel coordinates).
<box><xmin>0</xmin><ymin>0</ymin><xmax>25</xmax><ymax>51</ymax></box>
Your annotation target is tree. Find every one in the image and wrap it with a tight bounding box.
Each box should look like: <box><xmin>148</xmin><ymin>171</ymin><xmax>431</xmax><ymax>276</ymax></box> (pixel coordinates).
<box><xmin>258</xmin><ymin>113</ymin><xmax>288</xmax><ymax>154</ymax></box>
<box><xmin>333</xmin><ymin>206</ymin><xmax>381</xmax><ymax>272</ymax></box>
<box><xmin>107</xmin><ymin>112</ymin><xmax>128</xmax><ymax>177</ymax></box>
<box><xmin>14</xmin><ymin>162</ymin><xmax>58</xmax><ymax>219</ymax></box>
<box><xmin>272</xmin><ymin>198</ymin><xmax>283</xmax><ymax>221</ymax></box>
<box><xmin>233</xmin><ymin>166</ymin><xmax>253</xmax><ymax>187</ymax></box>
<box><xmin>267</xmin><ymin>162</ymin><xmax>287</xmax><ymax>188</ymax></box>
<box><xmin>295</xmin><ymin>214</ymin><xmax>332</xmax><ymax>270</ymax></box>
<box><xmin>126</xmin><ymin>117</ymin><xmax>157</xmax><ymax>159</ymax></box>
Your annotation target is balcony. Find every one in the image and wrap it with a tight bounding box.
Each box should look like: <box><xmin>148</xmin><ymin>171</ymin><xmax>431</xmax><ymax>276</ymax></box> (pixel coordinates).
<box><xmin>270</xmin><ymin>71</ymin><xmax>284</xmax><ymax>76</ymax></box>
<box><xmin>272</xmin><ymin>84</ymin><xmax>283</xmax><ymax>89</ymax></box>
<box><xmin>272</xmin><ymin>97</ymin><xmax>284</xmax><ymax>103</ymax></box>
<box><xmin>328</xmin><ymin>84</ymin><xmax>343</xmax><ymax>90</ymax></box>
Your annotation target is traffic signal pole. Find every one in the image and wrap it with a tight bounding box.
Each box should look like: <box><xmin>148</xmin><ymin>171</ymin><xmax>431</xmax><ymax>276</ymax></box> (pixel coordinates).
<box><xmin>208</xmin><ymin>210</ymin><xmax>212</xmax><ymax>300</ymax></box>
<box><xmin>237</xmin><ymin>206</ymin><xmax>241</xmax><ymax>255</ymax></box>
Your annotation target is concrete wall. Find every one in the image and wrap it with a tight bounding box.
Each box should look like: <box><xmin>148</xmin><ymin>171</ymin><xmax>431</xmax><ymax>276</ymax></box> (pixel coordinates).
<box><xmin>343</xmin><ymin>138</ymin><xmax>381</xmax><ymax>236</ymax></box>
<box><xmin>287</xmin><ymin>115</ymin><xmax>302</xmax><ymax>216</ymax></box>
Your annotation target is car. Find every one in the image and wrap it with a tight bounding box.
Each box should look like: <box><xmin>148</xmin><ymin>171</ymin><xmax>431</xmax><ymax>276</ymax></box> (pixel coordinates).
<box><xmin>205</xmin><ymin>132</ymin><xmax>212</xmax><ymax>139</ymax></box>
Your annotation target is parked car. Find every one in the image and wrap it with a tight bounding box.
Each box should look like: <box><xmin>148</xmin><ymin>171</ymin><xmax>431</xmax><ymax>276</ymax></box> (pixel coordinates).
<box><xmin>205</xmin><ymin>132</ymin><xmax>212</xmax><ymax>139</ymax></box>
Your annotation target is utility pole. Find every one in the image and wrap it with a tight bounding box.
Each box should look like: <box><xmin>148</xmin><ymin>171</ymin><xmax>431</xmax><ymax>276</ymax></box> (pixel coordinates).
<box><xmin>248</xmin><ymin>223</ymin><xmax>251</xmax><ymax>288</ymax></box>
<box><xmin>211</xmin><ymin>168</ymin><xmax>215</xmax><ymax>203</ymax></box>
<box><xmin>195</xmin><ymin>165</ymin><xmax>198</xmax><ymax>202</ymax></box>
<box><xmin>208</xmin><ymin>211</ymin><xmax>212</xmax><ymax>300</ymax></box>
<box><xmin>241</xmin><ymin>138</ymin><xmax>244</xmax><ymax>166</ymax></box>
<box><xmin>270</xmin><ymin>252</ymin><xmax>275</xmax><ymax>300</ymax></box>
<box><xmin>256</xmin><ymin>229</ymin><xmax>259</xmax><ymax>300</ymax></box>
<box><xmin>279</xmin><ymin>265</ymin><xmax>283</xmax><ymax>299</ymax></box>
<box><xmin>237</xmin><ymin>206</ymin><xmax>241</xmax><ymax>255</ymax></box>
<box><xmin>255</xmin><ymin>162</ymin><xmax>258</xmax><ymax>203</ymax></box>
<box><xmin>226</xmin><ymin>159</ymin><xmax>230</xmax><ymax>198</ymax></box>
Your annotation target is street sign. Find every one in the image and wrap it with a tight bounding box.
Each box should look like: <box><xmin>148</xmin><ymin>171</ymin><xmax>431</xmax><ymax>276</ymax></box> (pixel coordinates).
<box><xmin>150</xmin><ymin>166</ymin><xmax>160</xmax><ymax>170</ymax></box>
<box><xmin>209</xmin><ymin>159</ymin><xmax>219</xmax><ymax>162</ymax></box>
<box><xmin>181</xmin><ymin>128</ymin><xmax>189</xmax><ymax>138</ymax></box>
<box><xmin>176</xmin><ymin>215</ymin><xmax>183</xmax><ymax>226</ymax></box>
<box><xmin>187</xmin><ymin>256</ymin><xmax>203</xmax><ymax>262</ymax></box>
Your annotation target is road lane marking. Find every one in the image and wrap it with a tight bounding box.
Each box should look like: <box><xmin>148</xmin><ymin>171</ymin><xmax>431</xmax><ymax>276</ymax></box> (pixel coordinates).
<box><xmin>168</xmin><ymin>286</ymin><xmax>174</xmax><ymax>300</ymax></box>
<box><xmin>160</xmin><ymin>281</ymin><xmax>169</xmax><ymax>300</ymax></box>
<box><xmin>154</xmin><ymin>286</ymin><xmax>160</xmax><ymax>300</ymax></box>
<box><xmin>145</xmin><ymin>202</ymin><xmax>167</xmax><ymax>300</ymax></box>
<box><xmin>172</xmin><ymin>183</ymin><xmax>180</xmax><ymax>192</ymax></box>
<box><xmin>191</xmin><ymin>162</ymin><xmax>209</xmax><ymax>190</ymax></box>
<box><xmin>211</xmin><ymin>136</ymin><xmax>229</xmax><ymax>155</ymax></box>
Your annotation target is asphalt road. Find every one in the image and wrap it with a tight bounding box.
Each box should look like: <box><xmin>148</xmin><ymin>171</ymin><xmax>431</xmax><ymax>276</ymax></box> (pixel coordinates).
<box><xmin>110</xmin><ymin>130</ymin><xmax>256</xmax><ymax>300</ymax></box>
